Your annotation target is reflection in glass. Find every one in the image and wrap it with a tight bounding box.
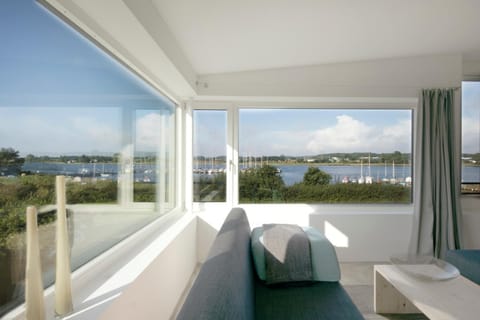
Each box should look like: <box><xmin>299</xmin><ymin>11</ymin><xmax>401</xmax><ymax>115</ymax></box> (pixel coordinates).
<box><xmin>134</xmin><ymin>109</ymin><xmax>176</xmax><ymax>211</ymax></box>
<box><xmin>0</xmin><ymin>0</ymin><xmax>176</xmax><ymax>315</ymax></box>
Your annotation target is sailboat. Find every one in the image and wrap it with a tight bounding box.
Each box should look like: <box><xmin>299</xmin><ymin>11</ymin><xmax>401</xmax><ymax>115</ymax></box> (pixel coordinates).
<box><xmin>381</xmin><ymin>160</ymin><xmax>389</xmax><ymax>183</ymax></box>
<box><xmin>390</xmin><ymin>160</ymin><xmax>397</xmax><ymax>184</ymax></box>
<box><xmin>365</xmin><ymin>153</ymin><xmax>373</xmax><ymax>184</ymax></box>
<box><xmin>358</xmin><ymin>160</ymin><xmax>365</xmax><ymax>184</ymax></box>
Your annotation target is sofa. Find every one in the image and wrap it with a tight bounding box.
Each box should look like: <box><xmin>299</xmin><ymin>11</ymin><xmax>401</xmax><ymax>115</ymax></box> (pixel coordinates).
<box><xmin>177</xmin><ymin>207</ymin><xmax>364</xmax><ymax>319</ymax></box>
<box><xmin>445</xmin><ymin>249</ymin><xmax>480</xmax><ymax>285</ymax></box>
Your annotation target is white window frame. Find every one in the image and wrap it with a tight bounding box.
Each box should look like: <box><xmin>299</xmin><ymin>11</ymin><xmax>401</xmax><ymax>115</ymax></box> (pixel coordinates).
<box><xmin>187</xmin><ymin>102</ymin><xmax>236</xmax><ymax>211</ymax></box>
<box><xmin>189</xmin><ymin>97</ymin><xmax>417</xmax><ymax>213</ymax></box>
<box><xmin>460</xmin><ymin>80</ymin><xmax>480</xmax><ymax>194</ymax></box>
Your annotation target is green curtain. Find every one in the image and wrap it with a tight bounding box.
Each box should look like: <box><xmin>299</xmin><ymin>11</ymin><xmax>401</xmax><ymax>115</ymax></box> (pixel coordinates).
<box><xmin>410</xmin><ymin>88</ymin><xmax>462</xmax><ymax>259</ymax></box>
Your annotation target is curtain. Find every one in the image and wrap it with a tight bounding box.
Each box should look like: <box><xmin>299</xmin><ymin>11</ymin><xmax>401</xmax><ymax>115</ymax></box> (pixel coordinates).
<box><xmin>410</xmin><ymin>88</ymin><xmax>462</xmax><ymax>259</ymax></box>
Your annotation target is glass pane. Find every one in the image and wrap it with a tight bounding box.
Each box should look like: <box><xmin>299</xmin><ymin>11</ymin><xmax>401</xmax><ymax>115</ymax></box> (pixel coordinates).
<box><xmin>193</xmin><ymin>110</ymin><xmax>227</xmax><ymax>202</ymax></box>
<box><xmin>0</xmin><ymin>0</ymin><xmax>176</xmax><ymax>315</ymax></box>
<box><xmin>461</xmin><ymin>81</ymin><xmax>480</xmax><ymax>193</ymax></box>
<box><xmin>239</xmin><ymin>109</ymin><xmax>413</xmax><ymax>203</ymax></box>
<box><xmin>135</xmin><ymin>110</ymin><xmax>161</xmax><ymax>202</ymax></box>
<box><xmin>134</xmin><ymin>109</ymin><xmax>176</xmax><ymax>211</ymax></box>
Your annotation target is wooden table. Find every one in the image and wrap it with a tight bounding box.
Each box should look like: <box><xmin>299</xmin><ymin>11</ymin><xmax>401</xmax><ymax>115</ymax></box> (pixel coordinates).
<box><xmin>374</xmin><ymin>264</ymin><xmax>480</xmax><ymax>320</ymax></box>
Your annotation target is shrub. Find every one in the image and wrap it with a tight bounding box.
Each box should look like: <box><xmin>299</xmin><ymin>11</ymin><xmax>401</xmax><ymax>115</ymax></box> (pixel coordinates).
<box><xmin>284</xmin><ymin>183</ymin><xmax>410</xmax><ymax>203</ymax></box>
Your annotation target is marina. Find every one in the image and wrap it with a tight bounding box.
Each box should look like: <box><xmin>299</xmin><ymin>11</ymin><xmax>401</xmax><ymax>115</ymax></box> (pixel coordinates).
<box><xmin>14</xmin><ymin>161</ymin><xmax>480</xmax><ymax>186</ymax></box>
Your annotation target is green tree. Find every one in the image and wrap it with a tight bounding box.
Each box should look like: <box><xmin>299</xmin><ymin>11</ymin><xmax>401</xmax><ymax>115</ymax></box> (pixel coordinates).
<box><xmin>239</xmin><ymin>165</ymin><xmax>285</xmax><ymax>202</ymax></box>
<box><xmin>0</xmin><ymin>148</ymin><xmax>24</xmax><ymax>175</ymax></box>
<box><xmin>79</xmin><ymin>154</ymin><xmax>90</xmax><ymax>163</ymax></box>
<box><xmin>25</xmin><ymin>154</ymin><xmax>35</xmax><ymax>162</ymax></box>
<box><xmin>303</xmin><ymin>167</ymin><xmax>331</xmax><ymax>186</ymax></box>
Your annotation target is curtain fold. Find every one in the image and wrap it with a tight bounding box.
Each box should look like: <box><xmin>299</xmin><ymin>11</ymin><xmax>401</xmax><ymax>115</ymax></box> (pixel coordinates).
<box><xmin>410</xmin><ymin>88</ymin><xmax>462</xmax><ymax>259</ymax></box>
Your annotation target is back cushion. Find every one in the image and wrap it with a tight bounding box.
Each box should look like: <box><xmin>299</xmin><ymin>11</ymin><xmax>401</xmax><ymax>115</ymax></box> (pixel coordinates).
<box><xmin>177</xmin><ymin>208</ymin><xmax>255</xmax><ymax>320</ymax></box>
<box><xmin>251</xmin><ymin>226</ymin><xmax>341</xmax><ymax>282</ymax></box>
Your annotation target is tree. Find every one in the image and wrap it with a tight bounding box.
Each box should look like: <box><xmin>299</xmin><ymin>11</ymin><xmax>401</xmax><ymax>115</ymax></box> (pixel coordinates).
<box><xmin>303</xmin><ymin>167</ymin><xmax>331</xmax><ymax>186</ymax></box>
<box><xmin>0</xmin><ymin>148</ymin><xmax>24</xmax><ymax>175</ymax></box>
<box><xmin>239</xmin><ymin>165</ymin><xmax>285</xmax><ymax>202</ymax></box>
<box><xmin>25</xmin><ymin>154</ymin><xmax>35</xmax><ymax>162</ymax></box>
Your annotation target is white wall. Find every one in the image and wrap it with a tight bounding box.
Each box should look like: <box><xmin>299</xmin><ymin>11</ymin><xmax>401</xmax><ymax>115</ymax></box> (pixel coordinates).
<box><xmin>193</xmin><ymin>54</ymin><xmax>480</xmax><ymax>263</ymax></box>
<box><xmin>463</xmin><ymin>60</ymin><xmax>480</xmax><ymax>80</ymax></box>
<box><xmin>196</xmin><ymin>54</ymin><xmax>462</xmax><ymax>97</ymax></box>
<box><xmin>197</xmin><ymin>204</ymin><xmax>413</xmax><ymax>263</ymax></box>
<box><xmin>197</xmin><ymin>202</ymin><xmax>479</xmax><ymax>264</ymax></box>
<box><xmin>99</xmin><ymin>215</ymin><xmax>197</xmax><ymax>320</ymax></box>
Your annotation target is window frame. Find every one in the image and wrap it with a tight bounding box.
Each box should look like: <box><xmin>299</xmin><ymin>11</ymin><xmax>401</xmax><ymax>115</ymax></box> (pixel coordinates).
<box><xmin>188</xmin><ymin>102</ymin><xmax>236</xmax><ymax>211</ymax></box>
<box><xmin>461</xmin><ymin>80</ymin><xmax>480</xmax><ymax>195</ymax></box>
<box><xmin>189</xmin><ymin>97</ymin><xmax>417</xmax><ymax>210</ymax></box>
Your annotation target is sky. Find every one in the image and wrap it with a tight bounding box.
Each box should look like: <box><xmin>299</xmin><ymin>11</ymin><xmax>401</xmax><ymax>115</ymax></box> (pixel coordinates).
<box><xmin>1</xmin><ymin>0</ymin><xmax>479</xmax><ymax>158</ymax></box>
<box><xmin>195</xmin><ymin>109</ymin><xmax>413</xmax><ymax>157</ymax></box>
<box><xmin>0</xmin><ymin>0</ymin><xmax>173</xmax><ymax>156</ymax></box>
<box><xmin>462</xmin><ymin>82</ymin><xmax>480</xmax><ymax>154</ymax></box>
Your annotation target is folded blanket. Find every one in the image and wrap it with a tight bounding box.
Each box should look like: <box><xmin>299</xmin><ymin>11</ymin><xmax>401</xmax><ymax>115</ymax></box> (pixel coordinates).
<box><xmin>263</xmin><ymin>224</ymin><xmax>313</xmax><ymax>285</ymax></box>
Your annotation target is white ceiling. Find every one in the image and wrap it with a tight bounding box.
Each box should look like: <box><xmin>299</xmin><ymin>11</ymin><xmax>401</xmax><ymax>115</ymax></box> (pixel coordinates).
<box><xmin>152</xmin><ymin>0</ymin><xmax>480</xmax><ymax>75</ymax></box>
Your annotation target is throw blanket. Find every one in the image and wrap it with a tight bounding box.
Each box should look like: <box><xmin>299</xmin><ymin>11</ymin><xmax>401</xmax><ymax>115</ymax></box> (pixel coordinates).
<box><xmin>263</xmin><ymin>224</ymin><xmax>313</xmax><ymax>285</ymax></box>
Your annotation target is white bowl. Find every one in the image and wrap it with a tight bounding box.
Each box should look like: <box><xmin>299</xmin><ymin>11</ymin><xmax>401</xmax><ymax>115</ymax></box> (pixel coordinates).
<box><xmin>390</xmin><ymin>254</ymin><xmax>460</xmax><ymax>281</ymax></box>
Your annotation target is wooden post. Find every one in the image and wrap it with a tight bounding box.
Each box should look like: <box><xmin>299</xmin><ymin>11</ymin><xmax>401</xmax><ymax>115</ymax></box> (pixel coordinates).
<box><xmin>55</xmin><ymin>175</ymin><xmax>73</xmax><ymax>316</ymax></box>
<box><xmin>25</xmin><ymin>206</ymin><xmax>45</xmax><ymax>320</ymax></box>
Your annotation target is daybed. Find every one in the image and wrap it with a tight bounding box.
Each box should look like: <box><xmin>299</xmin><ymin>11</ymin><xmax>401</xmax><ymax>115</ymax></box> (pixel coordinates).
<box><xmin>177</xmin><ymin>207</ymin><xmax>363</xmax><ymax>319</ymax></box>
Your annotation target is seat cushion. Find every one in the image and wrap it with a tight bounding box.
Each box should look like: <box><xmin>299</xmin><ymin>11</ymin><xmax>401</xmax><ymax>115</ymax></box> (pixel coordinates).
<box><xmin>445</xmin><ymin>249</ymin><xmax>480</xmax><ymax>285</ymax></box>
<box><xmin>255</xmin><ymin>280</ymin><xmax>364</xmax><ymax>320</ymax></box>
<box><xmin>251</xmin><ymin>226</ymin><xmax>341</xmax><ymax>282</ymax></box>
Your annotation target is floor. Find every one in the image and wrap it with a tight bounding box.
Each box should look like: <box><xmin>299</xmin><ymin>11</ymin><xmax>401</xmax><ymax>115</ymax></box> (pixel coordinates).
<box><xmin>341</xmin><ymin>262</ymin><xmax>428</xmax><ymax>320</ymax></box>
<box><xmin>174</xmin><ymin>262</ymin><xmax>429</xmax><ymax>320</ymax></box>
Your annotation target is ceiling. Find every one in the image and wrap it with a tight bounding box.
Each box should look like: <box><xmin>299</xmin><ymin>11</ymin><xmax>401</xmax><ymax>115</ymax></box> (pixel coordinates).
<box><xmin>151</xmin><ymin>0</ymin><xmax>480</xmax><ymax>75</ymax></box>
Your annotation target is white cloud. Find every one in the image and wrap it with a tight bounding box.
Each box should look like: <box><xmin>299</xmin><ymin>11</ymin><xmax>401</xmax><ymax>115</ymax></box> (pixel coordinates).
<box><xmin>307</xmin><ymin>115</ymin><xmax>411</xmax><ymax>154</ymax></box>
<box><xmin>71</xmin><ymin>117</ymin><xmax>121</xmax><ymax>150</ymax></box>
<box><xmin>0</xmin><ymin>113</ymin><xmax>122</xmax><ymax>156</ymax></box>
<box><xmin>241</xmin><ymin>129</ymin><xmax>311</xmax><ymax>156</ymax></box>
<box><xmin>136</xmin><ymin>113</ymin><xmax>162</xmax><ymax>151</ymax></box>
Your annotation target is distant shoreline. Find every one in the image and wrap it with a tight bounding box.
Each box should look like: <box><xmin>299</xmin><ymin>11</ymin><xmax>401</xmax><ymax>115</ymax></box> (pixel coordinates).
<box><xmin>24</xmin><ymin>160</ymin><xmax>479</xmax><ymax>167</ymax></box>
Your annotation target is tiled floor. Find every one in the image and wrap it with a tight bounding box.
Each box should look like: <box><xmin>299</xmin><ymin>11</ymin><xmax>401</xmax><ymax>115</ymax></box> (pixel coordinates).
<box><xmin>341</xmin><ymin>262</ymin><xmax>428</xmax><ymax>320</ymax></box>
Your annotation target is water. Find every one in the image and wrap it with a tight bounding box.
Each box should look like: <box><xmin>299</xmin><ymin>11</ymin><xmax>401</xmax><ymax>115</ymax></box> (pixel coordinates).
<box><xmin>22</xmin><ymin>162</ymin><xmax>157</xmax><ymax>183</ymax></box>
<box><xmin>20</xmin><ymin>162</ymin><xmax>480</xmax><ymax>186</ymax></box>
<box><xmin>277</xmin><ymin>164</ymin><xmax>479</xmax><ymax>185</ymax></box>
<box><xmin>278</xmin><ymin>164</ymin><xmax>412</xmax><ymax>185</ymax></box>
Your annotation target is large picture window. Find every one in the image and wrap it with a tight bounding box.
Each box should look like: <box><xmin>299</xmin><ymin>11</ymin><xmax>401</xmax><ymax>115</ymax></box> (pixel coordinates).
<box><xmin>0</xmin><ymin>0</ymin><xmax>176</xmax><ymax>315</ymax></box>
<box><xmin>239</xmin><ymin>108</ymin><xmax>413</xmax><ymax>203</ymax></box>
<box><xmin>461</xmin><ymin>81</ymin><xmax>480</xmax><ymax>193</ymax></box>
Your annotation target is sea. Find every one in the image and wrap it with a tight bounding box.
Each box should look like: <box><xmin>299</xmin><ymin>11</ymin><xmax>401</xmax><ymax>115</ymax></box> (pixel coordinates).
<box><xmin>20</xmin><ymin>162</ymin><xmax>480</xmax><ymax>185</ymax></box>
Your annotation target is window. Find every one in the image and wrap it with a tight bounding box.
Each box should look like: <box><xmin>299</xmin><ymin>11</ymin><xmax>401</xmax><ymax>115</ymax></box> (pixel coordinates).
<box><xmin>134</xmin><ymin>108</ymin><xmax>176</xmax><ymax>210</ymax></box>
<box><xmin>0</xmin><ymin>0</ymin><xmax>176</xmax><ymax>315</ymax></box>
<box><xmin>461</xmin><ymin>81</ymin><xmax>480</xmax><ymax>193</ymax></box>
<box><xmin>238</xmin><ymin>108</ymin><xmax>413</xmax><ymax>204</ymax></box>
<box><xmin>193</xmin><ymin>110</ymin><xmax>227</xmax><ymax>202</ymax></box>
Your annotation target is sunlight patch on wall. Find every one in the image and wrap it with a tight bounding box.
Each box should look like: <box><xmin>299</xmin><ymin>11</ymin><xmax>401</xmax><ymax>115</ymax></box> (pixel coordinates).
<box><xmin>324</xmin><ymin>221</ymin><xmax>349</xmax><ymax>248</ymax></box>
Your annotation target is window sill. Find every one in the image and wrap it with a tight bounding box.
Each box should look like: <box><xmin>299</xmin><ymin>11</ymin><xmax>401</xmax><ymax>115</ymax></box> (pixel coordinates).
<box><xmin>5</xmin><ymin>207</ymin><xmax>193</xmax><ymax>320</ymax></box>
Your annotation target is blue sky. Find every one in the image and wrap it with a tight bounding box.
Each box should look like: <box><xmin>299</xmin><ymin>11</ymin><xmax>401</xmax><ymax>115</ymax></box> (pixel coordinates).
<box><xmin>195</xmin><ymin>109</ymin><xmax>413</xmax><ymax>157</ymax></box>
<box><xmin>462</xmin><ymin>82</ymin><xmax>480</xmax><ymax>154</ymax></box>
<box><xmin>0</xmin><ymin>0</ymin><xmax>173</xmax><ymax>156</ymax></box>
<box><xmin>1</xmin><ymin>0</ymin><xmax>479</xmax><ymax>157</ymax></box>
<box><xmin>240</xmin><ymin>109</ymin><xmax>412</xmax><ymax>156</ymax></box>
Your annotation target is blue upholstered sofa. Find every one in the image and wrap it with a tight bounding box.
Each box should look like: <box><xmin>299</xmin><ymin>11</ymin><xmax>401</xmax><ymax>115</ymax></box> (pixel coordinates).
<box><xmin>177</xmin><ymin>208</ymin><xmax>364</xmax><ymax>320</ymax></box>
<box><xmin>445</xmin><ymin>249</ymin><xmax>480</xmax><ymax>285</ymax></box>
